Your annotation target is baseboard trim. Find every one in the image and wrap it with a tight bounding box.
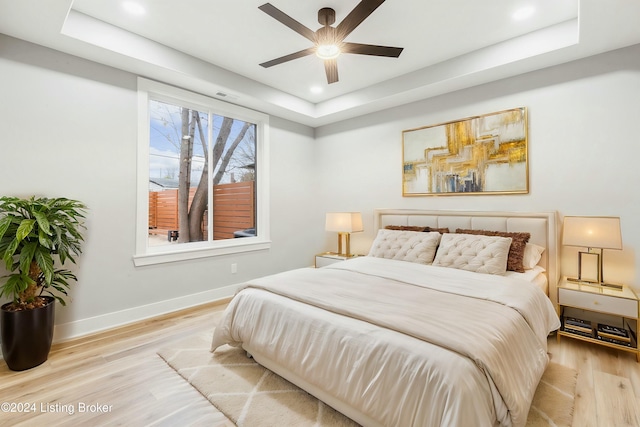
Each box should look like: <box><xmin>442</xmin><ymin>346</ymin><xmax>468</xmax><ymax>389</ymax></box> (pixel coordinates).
<box><xmin>51</xmin><ymin>283</ymin><xmax>241</xmax><ymax>343</ymax></box>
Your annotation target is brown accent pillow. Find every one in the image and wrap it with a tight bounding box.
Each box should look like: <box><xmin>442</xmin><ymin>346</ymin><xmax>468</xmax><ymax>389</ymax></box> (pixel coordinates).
<box><xmin>425</xmin><ymin>227</ymin><xmax>449</xmax><ymax>234</ymax></box>
<box><xmin>385</xmin><ymin>225</ymin><xmax>427</xmax><ymax>232</ymax></box>
<box><xmin>455</xmin><ymin>228</ymin><xmax>530</xmax><ymax>273</ymax></box>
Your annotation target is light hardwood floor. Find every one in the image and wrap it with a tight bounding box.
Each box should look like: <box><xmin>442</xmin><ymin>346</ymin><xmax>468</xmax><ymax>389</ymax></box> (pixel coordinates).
<box><xmin>1</xmin><ymin>301</ymin><xmax>639</xmax><ymax>427</ymax></box>
<box><xmin>0</xmin><ymin>301</ymin><xmax>233</xmax><ymax>427</ymax></box>
<box><xmin>548</xmin><ymin>335</ymin><xmax>640</xmax><ymax>427</ymax></box>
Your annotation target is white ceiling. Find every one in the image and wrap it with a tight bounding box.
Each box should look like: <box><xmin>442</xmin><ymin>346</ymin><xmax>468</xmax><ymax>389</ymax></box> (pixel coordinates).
<box><xmin>1</xmin><ymin>0</ymin><xmax>640</xmax><ymax>127</ymax></box>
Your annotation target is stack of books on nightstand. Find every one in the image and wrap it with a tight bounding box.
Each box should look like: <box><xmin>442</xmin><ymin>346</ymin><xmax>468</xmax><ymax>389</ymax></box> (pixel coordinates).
<box><xmin>596</xmin><ymin>323</ymin><xmax>632</xmax><ymax>347</ymax></box>
<box><xmin>563</xmin><ymin>316</ymin><xmax>594</xmax><ymax>338</ymax></box>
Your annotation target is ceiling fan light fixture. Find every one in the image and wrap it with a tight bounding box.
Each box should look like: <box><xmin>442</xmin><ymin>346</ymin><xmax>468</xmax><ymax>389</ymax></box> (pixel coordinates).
<box><xmin>316</xmin><ymin>44</ymin><xmax>341</xmax><ymax>60</ymax></box>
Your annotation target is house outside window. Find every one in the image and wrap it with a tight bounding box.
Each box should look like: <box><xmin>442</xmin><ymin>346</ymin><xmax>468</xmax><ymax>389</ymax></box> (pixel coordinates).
<box><xmin>135</xmin><ymin>78</ymin><xmax>270</xmax><ymax>266</ymax></box>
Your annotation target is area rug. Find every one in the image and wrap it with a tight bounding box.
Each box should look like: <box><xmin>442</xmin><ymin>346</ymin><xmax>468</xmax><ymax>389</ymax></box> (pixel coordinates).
<box><xmin>158</xmin><ymin>332</ymin><xmax>576</xmax><ymax>427</ymax></box>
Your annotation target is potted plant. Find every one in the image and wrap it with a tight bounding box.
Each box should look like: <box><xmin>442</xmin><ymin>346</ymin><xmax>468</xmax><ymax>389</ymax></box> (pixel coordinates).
<box><xmin>0</xmin><ymin>196</ymin><xmax>86</xmax><ymax>371</ymax></box>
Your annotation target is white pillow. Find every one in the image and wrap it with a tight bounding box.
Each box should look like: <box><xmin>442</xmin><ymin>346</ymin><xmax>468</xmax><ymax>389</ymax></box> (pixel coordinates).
<box><xmin>368</xmin><ymin>229</ymin><xmax>442</xmax><ymax>264</ymax></box>
<box><xmin>433</xmin><ymin>233</ymin><xmax>512</xmax><ymax>275</ymax></box>
<box><xmin>522</xmin><ymin>243</ymin><xmax>545</xmax><ymax>269</ymax></box>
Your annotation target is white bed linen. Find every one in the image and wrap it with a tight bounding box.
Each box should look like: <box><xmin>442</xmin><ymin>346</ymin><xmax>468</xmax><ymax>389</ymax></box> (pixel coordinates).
<box><xmin>504</xmin><ymin>266</ymin><xmax>548</xmax><ymax>294</ymax></box>
<box><xmin>212</xmin><ymin>257</ymin><xmax>560</xmax><ymax>427</ymax></box>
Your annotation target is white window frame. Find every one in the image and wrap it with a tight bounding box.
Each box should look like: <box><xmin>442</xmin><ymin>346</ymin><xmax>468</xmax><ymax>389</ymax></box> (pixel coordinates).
<box><xmin>134</xmin><ymin>78</ymin><xmax>270</xmax><ymax>266</ymax></box>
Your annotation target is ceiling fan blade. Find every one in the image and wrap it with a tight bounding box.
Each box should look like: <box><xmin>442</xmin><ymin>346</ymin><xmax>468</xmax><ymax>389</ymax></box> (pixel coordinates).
<box><xmin>336</xmin><ymin>0</ymin><xmax>385</xmax><ymax>40</ymax></box>
<box><xmin>259</xmin><ymin>3</ymin><xmax>316</xmax><ymax>42</ymax></box>
<box><xmin>260</xmin><ymin>47</ymin><xmax>316</xmax><ymax>68</ymax></box>
<box><xmin>324</xmin><ymin>59</ymin><xmax>339</xmax><ymax>84</ymax></box>
<box><xmin>342</xmin><ymin>42</ymin><xmax>403</xmax><ymax>58</ymax></box>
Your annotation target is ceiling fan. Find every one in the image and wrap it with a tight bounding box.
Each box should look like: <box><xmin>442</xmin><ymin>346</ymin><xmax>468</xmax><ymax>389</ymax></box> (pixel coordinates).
<box><xmin>258</xmin><ymin>0</ymin><xmax>404</xmax><ymax>84</ymax></box>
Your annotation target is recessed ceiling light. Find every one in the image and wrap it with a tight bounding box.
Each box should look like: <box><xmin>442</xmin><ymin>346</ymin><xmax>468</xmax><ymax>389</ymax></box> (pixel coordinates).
<box><xmin>310</xmin><ymin>86</ymin><xmax>323</xmax><ymax>94</ymax></box>
<box><xmin>122</xmin><ymin>1</ymin><xmax>146</xmax><ymax>16</ymax></box>
<box><xmin>512</xmin><ymin>6</ymin><xmax>535</xmax><ymax>21</ymax></box>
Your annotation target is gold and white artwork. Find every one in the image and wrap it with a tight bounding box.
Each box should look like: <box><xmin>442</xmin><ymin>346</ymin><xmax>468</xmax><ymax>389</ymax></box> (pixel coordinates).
<box><xmin>402</xmin><ymin>107</ymin><xmax>528</xmax><ymax>196</ymax></box>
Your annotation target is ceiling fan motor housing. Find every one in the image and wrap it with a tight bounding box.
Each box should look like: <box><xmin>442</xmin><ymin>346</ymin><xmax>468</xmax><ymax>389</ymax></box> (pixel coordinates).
<box><xmin>316</xmin><ymin>26</ymin><xmax>338</xmax><ymax>46</ymax></box>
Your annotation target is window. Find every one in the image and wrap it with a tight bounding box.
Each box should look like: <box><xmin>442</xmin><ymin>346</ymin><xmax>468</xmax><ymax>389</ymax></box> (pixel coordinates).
<box><xmin>135</xmin><ymin>78</ymin><xmax>270</xmax><ymax>266</ymax></box>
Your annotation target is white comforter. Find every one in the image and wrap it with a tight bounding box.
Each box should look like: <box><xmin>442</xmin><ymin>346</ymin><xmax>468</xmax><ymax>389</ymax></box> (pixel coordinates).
<box><xmin>211</xmin><ymin>257</ymin><xmax>560</xmax><ymax>427</ymax></box>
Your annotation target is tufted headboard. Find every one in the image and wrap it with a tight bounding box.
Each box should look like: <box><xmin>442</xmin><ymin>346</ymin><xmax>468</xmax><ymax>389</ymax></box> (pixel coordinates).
<box><xmin>374</xmin><ymin>209</ymin><xmax>559</xmax><ymax>305</ymax></box>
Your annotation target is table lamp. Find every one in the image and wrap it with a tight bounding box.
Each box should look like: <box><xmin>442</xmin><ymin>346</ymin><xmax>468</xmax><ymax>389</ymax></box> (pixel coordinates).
<box><xmin>562</xmin><ymin>216</ymin><xmax>622</xmax><ymax>289</ymax></box>
<box><xmin>325</xmin><ymin>212</ymin><xmax>363</xmax><ymax>257</ymax></box>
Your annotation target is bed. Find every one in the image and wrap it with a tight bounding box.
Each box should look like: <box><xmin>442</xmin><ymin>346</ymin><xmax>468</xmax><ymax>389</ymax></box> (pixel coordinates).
<box><xmin>211</xmin><ymin>209</ymin><xmax>561</xmax><ymax>427</ymax></box>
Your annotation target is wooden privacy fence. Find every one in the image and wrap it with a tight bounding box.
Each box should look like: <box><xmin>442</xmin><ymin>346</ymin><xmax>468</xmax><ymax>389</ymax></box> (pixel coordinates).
<box><xmin>212</xmin><ymin>181</ymin><xmax>255</xmax><ymax>240</ymax></box>
<box><xmin>148</xmin><ymin>181</ymin><xmax>255</xmax><ymax>240</ymax></box>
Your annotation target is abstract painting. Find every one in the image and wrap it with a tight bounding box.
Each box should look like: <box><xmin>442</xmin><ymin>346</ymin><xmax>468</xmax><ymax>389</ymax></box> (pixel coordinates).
<box><xmin>402</xmin><ymin>107</ymin><xmax>528</xmax><ymax>196</ymax></box>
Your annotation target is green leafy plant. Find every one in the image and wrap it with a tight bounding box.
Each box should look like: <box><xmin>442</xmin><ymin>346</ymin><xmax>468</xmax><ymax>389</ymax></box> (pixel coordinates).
<box><xmin>0</xmin><ymin>196</ymin><xmax>87</xmax><ymax>311</ymax></box>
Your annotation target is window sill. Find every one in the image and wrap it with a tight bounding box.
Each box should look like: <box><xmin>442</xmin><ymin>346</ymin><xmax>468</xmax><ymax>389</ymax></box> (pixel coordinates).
<box><xmin>133</xmin><ymin>238</ymin><xmax>271</xmax><ymax>267</ymax></box>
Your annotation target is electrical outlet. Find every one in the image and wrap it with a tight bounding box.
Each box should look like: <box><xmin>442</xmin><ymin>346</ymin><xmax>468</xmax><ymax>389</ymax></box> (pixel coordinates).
<box><xmin>231</xmin><ymin>263</ymin><xmax>237</xmax><ymax>274</ymax></box>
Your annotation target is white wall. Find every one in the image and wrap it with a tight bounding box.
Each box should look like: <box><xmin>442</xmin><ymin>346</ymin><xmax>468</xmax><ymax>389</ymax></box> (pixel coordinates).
<box><xmin>2</xmin><ymin>33</ymin><xmax>640</xmax><ymax>342</ymax></box>
<box><xmin>314</xmin><ymin>44</ymin><xmax>640</xmax><ymax>292</ymax></box>
<box><xmin>0</xmin><ymin>35</ymin><xmax>318</xmax><ymax>340</ymax></box>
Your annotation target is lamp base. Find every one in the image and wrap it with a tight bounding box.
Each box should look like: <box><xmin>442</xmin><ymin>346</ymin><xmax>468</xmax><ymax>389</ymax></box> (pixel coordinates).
<box><xmin>336</xmin><ymin>232</ymin><xmax>353</xmax><ymax>258</ymax></box>
<box><xmin>566</xmin><ymin>277</ymin><xmax>623</xmax><ymax>290</ymax></box>
<box><xmin>323</xmin><ymin>251</ymin><xmax>359</xmax><ymax>258</ymax></box>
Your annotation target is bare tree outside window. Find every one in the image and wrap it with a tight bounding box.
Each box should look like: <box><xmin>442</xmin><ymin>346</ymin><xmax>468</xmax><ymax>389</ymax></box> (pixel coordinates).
<box><xmin>148</xmin><ymin>100</ymin><xmax>257</xmax><ymax>246</ymax></box>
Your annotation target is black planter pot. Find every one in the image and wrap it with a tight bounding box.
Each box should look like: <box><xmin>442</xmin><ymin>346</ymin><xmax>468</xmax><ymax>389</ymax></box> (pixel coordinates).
<box><xmin>1</xmin><ymin>296</ymin><xmax>55</xmax><ymax>371</ymax></box>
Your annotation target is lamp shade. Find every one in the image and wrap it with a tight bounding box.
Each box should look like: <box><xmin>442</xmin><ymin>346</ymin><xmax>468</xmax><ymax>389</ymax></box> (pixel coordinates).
<box><xmin>325</xmin><ymin>212</ymin><xmax>363</xmax><ymax>233</ymax></box>
<box><xmin>562</xmin><ymin>216</ymin><xmax>622</xmax><ymax>249</ymax></box>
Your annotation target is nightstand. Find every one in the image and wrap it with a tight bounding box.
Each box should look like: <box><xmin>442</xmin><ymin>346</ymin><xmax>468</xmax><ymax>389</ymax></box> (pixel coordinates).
<box><xmin>314</xmin><ymin>252</ymin><xmax>361</xmax><ymax>268</ymax></box>
<box><xmin>557</xmin><ymin>276</ymin><xmax>639</xmax><ymax>362</ymax></box>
